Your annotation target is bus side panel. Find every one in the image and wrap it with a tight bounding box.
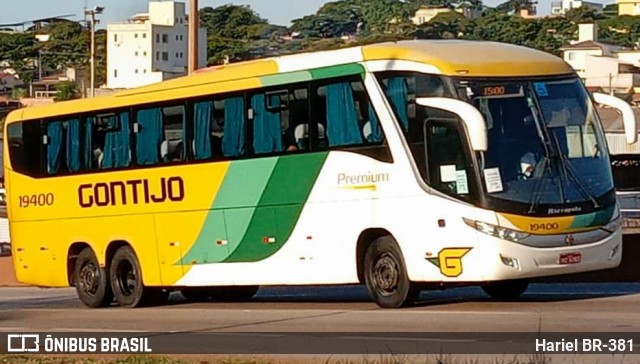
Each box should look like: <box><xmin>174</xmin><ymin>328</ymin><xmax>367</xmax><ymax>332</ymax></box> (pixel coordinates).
<box><xmin>154</xmin><ymin>210</ymin><xmax>227</xmax><ymax>286</ymax></box>
<box><xmin>11</xmin><ymin>220</ymin><xmax>67</xmax><ymax>287</ymax></box>
<box><xmin>55</xmin><ymin>214</ymin><xmax>161</xmax><ymax>286</ymax></box>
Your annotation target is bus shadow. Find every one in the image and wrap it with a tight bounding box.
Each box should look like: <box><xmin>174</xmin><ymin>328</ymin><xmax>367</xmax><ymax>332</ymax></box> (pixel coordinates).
<box><xmin>412</xmin><ymin>282</ymin><xmax>640</xmax><ymax>307</ymax></box>
<box><xmin>160</xmin><ymin>283</ymin><xmax>640</xmax><ymax>308</ymax></box>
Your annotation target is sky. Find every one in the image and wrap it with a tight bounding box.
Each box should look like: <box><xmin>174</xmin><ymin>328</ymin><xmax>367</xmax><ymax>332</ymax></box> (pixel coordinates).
<box><xmin>0</xmin><ymin>0</ymin><xmax>616</xmax><ymax>28</ymax></box>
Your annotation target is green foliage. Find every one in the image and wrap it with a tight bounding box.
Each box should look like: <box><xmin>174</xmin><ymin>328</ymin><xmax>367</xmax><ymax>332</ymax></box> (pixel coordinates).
<box><xmin>199</xmin><ymin>5</ymin><xmax>270</xmax><ymax>64</ymax></box>
<box><xmin>0</xmin><ymin>32</ymin><xmax>38</xmax><ymax>81</ymax></box>
<box><xmin>291</xmin><ymin>0</ymin><xmax>363</xmax><ymax>38</ymax></box>
<box><xmin>495</xmin><ymin>0</ymin><xmax>537</xmax><ymax>13</ymax></box>
<box><xmin>53</xmin><ymin>81</ymin><xmax>78</xmax><ymax>101</ymax></box>
<box><xmin>597</xmin><ymin>15</ymin><xmax>640</xmax><ymax>48</ymax></box>
<box><xmin>415</xmin><ymin>11</ymin><xmax>471</xmax><ymax>39</ymax></box>
<box><xmin>359</xmin><ymin>0</ymin><xmax>413</xmax><ymax>35</ymax></box>
<box><xmin>10</xmin><ymin>87</ymin><xmax>26</xmax><ymax>100</ymax></box>
<box><xmin>5</xmin><ymin>0</ymin><xmax>640</xmax><ymax>83</ymax></box>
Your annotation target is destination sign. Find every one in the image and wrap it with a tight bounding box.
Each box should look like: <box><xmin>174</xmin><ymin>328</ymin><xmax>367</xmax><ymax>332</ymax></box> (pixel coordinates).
<box><xmin>471</xmin><ymin>84</ymin><xmax>523</xmax><ymax>98</ymax></box>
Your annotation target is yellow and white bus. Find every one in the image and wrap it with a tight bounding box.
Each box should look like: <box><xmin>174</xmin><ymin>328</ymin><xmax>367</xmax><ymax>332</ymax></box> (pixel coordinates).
<box><xmin>4</xmin><ymin>40</ymin><xmax>637</xmax><ymax>308</ymax></box>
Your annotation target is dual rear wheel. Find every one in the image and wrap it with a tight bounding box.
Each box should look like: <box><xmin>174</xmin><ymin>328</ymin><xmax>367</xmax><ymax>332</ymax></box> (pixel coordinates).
<box><xmin>74</xmin><ymin>246</ymin><xmax>167</xmax><ymax>308</ymax></box>
<box><xmin>74</xmin><ymin>246</ymin><xmax>258</xmax><ymax>308</ymax></box>
<box><xmin>74</xmin><ymin>238</ymin><xmax>527</xmax><ymax>308</ymax></box>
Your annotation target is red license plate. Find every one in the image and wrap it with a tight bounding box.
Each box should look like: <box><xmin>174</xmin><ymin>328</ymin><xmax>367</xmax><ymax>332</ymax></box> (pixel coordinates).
<box><xmin>559</xmin><ymin>252</ymin><xmax>582</xmax><ymax>265</ymax></box>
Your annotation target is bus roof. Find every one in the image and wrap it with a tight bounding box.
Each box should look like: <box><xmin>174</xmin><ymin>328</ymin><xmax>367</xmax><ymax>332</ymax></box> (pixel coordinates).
<box><xmin>7</xmin><ymin>40</ymin><xmax>573</xmax><ymax>123</ymax></box>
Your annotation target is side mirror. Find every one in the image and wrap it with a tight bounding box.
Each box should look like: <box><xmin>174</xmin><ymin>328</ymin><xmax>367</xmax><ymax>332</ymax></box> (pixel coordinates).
<box><xmin>415</xmin><ymin>97</ymin><xmax>488</xmax><ymax>152</ymax></box>
<box><xmin>593</xmin><ymin>92</ymin><xmax>637</xmax><ymax>145</ymax></box>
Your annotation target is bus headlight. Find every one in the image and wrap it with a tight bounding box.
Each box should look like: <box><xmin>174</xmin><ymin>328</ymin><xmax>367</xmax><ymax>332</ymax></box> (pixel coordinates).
<box><xmin>463</xmin><ymin>218</ymin><xmax>530</xmax><ymax>243</ymax></box>
<box><xmin>601</xmin><ymin>214</ymin><xmax>622</xmax><ymax>233</ymax></box>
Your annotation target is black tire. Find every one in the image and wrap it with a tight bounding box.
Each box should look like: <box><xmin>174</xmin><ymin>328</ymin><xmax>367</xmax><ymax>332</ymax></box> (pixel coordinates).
<box><xmin>109</xmin><ymin>246</ymin><xmax>155</xmax><ymax>308</ymax></box>
<box><xmin>181</xmin><ymin>286</ymin><xmax>259</xmax><ymax>302</ymax></box>
<box><xmin>74</xmin><ymin>248</ymin><xmax>113</xmax><ymax>308</ymax></box>
<box><xmin>482</xmin><ymin>279</ymin><xmax>529</xmax><ymax>301</ymax></box>
<box><xmin>364</xmin><ymin>236</ymin><xmax>419</xmax><ymax>308</ymax></box>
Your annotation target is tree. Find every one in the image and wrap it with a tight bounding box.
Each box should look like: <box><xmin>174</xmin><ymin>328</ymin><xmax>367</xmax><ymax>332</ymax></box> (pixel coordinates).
<box><xmin>291</xmin><ymin>0</ymin><xmax>363</xmax><ymax>38</ymax></box>
<box><xmin>415</xmin><ymin>12</ymin><xmax>472</xmax><ymax>39</ymax></box>
<box><xmin>534</xmin><ymin>16</ymin><xmax>575</xmax><ymax>55</ymax></box>
<box><xmin>0</xmin><ymin>32</ymin><xmax>38</xmax><ymax>82</ymax></box>
<box><xmin>598</xmin><ymin>15</ymin><xmax>640</xmax><ymax>48</ymax></box>
<box><xmin>495</xmin><ymin>0</ymin><xmax>537</xmax><ymax>13</ymax></box>
<box><xmin>54</xmin><ymin>81</ymin><xmax>78</xmax><ymax>101</ymax></box>
<box><xmin>199</xmin><ymin>5</ymin><xmax>269</xmax><ymax>65</ymax></box>
<box><xmin>359</xmin><ymin>0</ymin><xmax>412</xmax><ymax>35</ymax></box>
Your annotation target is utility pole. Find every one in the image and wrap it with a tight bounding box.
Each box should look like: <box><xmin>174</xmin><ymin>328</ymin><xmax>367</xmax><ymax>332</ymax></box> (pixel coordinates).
<box><xmin>609</xmin><ymin>73</ymin><xmax>613</xmax><ymax>96</ymax></box>
<box><xmin>188</xmin><ymin>0</ymin><xmax>199</xmax><ymax>74</ymax></box>
<box><xmin>85</xmin><ymin>7</ymin><xmax>104</xmax><ymax>98</ymax></box>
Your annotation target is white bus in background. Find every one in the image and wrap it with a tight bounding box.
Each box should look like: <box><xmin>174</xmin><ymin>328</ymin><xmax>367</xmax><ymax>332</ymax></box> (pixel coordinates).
<box><xmin>601</xmin><ymin>104</ymin><xmax>640</xmax><ymax>234</ymax></box>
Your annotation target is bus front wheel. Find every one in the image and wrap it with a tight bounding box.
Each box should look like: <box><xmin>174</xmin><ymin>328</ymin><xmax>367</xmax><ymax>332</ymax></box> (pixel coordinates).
<box><xmin>364</xmin><ymin>236</ymin><xmax>419</xmax><ymax>308</ymax></box>
<box><xmin>74</xmin><ymin>248</ymin><xmax>113</xmax><ymax>308</ymax></box>
<box><xmin>481</xmin><ymin>279</ymin><xmax>529</xmax><ymax>301</ymax></box>
<box><xmin>109</xmin><ymin>246</ymin><xmax>160</xmax><ymax>308</ymax></box>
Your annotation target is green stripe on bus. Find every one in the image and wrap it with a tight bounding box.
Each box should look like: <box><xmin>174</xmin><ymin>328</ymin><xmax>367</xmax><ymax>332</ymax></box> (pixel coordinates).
<box><xmin>179</xmin><ymin>153</ymin><xmax>328</xmax><ymax>265</ymax></box>
<box><xmin>569</xmin><ymin>205</ymin><xmax>614</xmax><ymax>229</ymax></box>
<box><xmin>260</xmin><ymin>71</ymin><xmax>313</xmax><ymax>87</ymax></box>
<box><xmin>223</xmin><ymin>153</ymin><xmax>328</xmax><ymax>263</ymax></box>
<box><xmin>309</xmin><ymin>63</ymin><xmax>365</xmax><ymax>80</ymax></box>
<box><xmin>180</xmin><ymin>159</ymin><xmax>277</xmax><ymax>265</ymax></box>
<box><xmin>213</xmin><ymin>158</ymin><xmax>278</xmax><ymax>209</ymax></box>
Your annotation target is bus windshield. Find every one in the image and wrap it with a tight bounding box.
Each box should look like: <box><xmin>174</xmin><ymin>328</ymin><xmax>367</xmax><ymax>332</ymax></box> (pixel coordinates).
<box><xmin>459</xmin><ymin>77</ymin><xmax>613</xmax><ymax>215</ymax></box>
<box><xmin>376</xmin><ymin>72</ymin><xmax>615</xmax><ymax>216</ymax></box>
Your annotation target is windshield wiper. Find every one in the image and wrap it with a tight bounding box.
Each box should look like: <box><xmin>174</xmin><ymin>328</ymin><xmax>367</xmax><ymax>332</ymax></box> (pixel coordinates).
<box><xmin>526</xmin><ymin>96</ymin><xmax>565</xmax><ymax>214</ymax></box>
<box><xmin>549</xmin><ymin>131</ymin><xmax>600</xmax><ymax>208</ymax></box>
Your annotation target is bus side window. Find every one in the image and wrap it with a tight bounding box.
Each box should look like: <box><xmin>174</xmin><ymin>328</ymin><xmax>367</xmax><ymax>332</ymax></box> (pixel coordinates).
<box><xmin>45</xmin><ymin>120</ymin><xmax>67</xmax><ymax>175</ymax></box>
<box><xmin>64</xmin><ymin>118</ymin><xmax>94</xmax><ymax>173</ymax></box>
<box><xmin>425</xmin><ymin>119</ymin><xmax>473</xmax><ymax>200</ymax></box>
<box><xmin>93</xmin><ymin>112</ymin><xmax>131</xmax><ymax>170</ymax></box>
<box><xmin>315</xmin><ymin>81</ymin><xmax>363</xmax><ymax>148</ymax></box>
<box><xmin>250</xmin><ymin>92</ymin><xmax>286</xmax><ymax>155</ymax></box>
<box><xmin>221</xmin><ymin>96</ymin><xmax>245</xmax><ymax>158</ymax></box>
<box><xmin>7</xmin><ymin>121</ymin><xmax>42</xmax><ymax>178</ymax></box>
<box><xmin>193</xmin><ymin>97</ymin><xmax>244</xmax><ymax>160</ymax></box>
<box><xmin>313</xmin><ymin>78</ymin><xmax>388</xmax><ymax>161</ymax></box>
<box><xmin>135</xmin><ymin>108</ymin><xmax>163</xmax><ymax>166</ymax></box>
<box><xmin>161</xmin><ymin>105</ymin><xmax>186</xmax><ymax>163</ymax></box>
<box><xmin>286</xmin><ymin>87</ymin><xmax>310</xmax><ymax>152</ymax></box>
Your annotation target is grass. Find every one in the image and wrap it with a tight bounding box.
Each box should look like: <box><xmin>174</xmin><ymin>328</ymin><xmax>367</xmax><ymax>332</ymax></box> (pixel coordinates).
<box><xmin>0</xmin><ymin>354</ymin><xmax>558</xmax><ymax>364</ymax></box>
<box><xmin>7</xmin><ymin>354</ymin><xmax>638</xmax><ymax>364</ymax></box>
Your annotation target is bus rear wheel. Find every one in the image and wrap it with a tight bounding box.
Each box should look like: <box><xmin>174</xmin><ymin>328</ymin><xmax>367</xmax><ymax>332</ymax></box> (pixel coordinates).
<box><xmin>109</xmin><ymin>246</ymin><xmax>160</xmax><ymax>307</ymax></box>
<box><xmin>74</xmin><ymin>248</ymin><xmax>113</xmax><ymax>308</ymax></box>
<box><xmin>481</xmin><ymin>279</ymin><xmax>529</xmax><ymax>301</ymax></box>
<box><xmin>364</xmin><ymin>236</ymin><xmax>419</xmax><ymax>308</ymax></box>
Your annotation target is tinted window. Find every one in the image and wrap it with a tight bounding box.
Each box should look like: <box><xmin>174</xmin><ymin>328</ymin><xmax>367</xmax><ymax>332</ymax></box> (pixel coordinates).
<box><xmin>7</xmin><ymin>121</ymin><xmax>42</xmax><ymax>177</ymax></box>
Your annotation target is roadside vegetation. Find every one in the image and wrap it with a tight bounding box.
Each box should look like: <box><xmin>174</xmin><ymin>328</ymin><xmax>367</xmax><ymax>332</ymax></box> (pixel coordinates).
<box><xmin>0</xmin><ymin>353</ymin><xmax>564</xmax><ymax>364</ymax></box>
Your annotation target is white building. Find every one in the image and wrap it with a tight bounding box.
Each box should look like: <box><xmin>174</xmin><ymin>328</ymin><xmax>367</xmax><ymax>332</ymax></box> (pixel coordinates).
<box><xmin>550</xmin><ymin>0</ymin><xmax>604</xmax><ymax>15</ymax></box>
<box><xmin>617</xmin><ymin>0</ymin><xmax>640</xmax><ymax>16</ymax></box>
<box><xmin>584</xmin><ymin>56</ymin><xmax>640</xmax><ymax>94</ymax></box>
<box><xmin>560</xmin><ymin>24</ymin><xmax>621</xmax><ymax>79</ymax></box>
<box><xmin>107</xmin><ymin>1</ymin><xmax>207</xmax><ymax>90</ymax></box>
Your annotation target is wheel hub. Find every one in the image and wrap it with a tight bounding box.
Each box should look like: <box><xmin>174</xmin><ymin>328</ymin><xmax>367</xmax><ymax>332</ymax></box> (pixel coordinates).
<box><xmin>373</xmin><ymin>254</ymin><xmax>399</xmax><ymax>295</ymax></box>
<box><xmin>79</xmin><ymin>263</ymin><xmax>99</xmax><ymax>296</ymax></box>
<box><xmin>116</xmin><ymin>261</ymin><xmax>137</xmax><ymax>296</ymax></box>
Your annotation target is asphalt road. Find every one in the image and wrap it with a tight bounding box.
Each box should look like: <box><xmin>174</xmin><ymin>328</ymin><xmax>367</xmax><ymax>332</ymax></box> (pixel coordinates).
<box><xmin>0</xmin><ymin>283</ymin><xmax>639</xmax><ymax>332</ymax></box>
<box><xmin>1</xmin><ymin>283</ymin><xmax>640</xmax><ymax>361</ymax></box>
